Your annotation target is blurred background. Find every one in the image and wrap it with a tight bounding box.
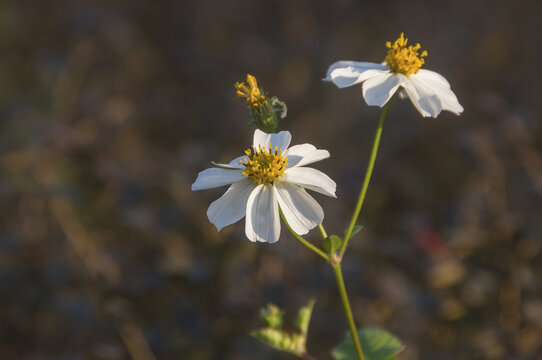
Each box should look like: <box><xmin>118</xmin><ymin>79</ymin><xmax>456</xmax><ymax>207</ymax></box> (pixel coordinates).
<box><xmin>1</xmin><ymin>0</ymin><xmax>541</xmax><ymax>359</ymax></box>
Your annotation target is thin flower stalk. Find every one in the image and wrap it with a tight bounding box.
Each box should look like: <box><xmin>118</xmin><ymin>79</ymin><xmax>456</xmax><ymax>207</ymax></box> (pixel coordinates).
<box><xmin>333</xmin><ymin>263</ymin><xmax>365</xmax><ymax>360</ymax></box>
<box><xmin>280</xmin><ymin>208</ymin><xmax>329</xmax><ymax>261</ymax></box>
<box><xmin>340</xmin><ymin>99</ymin><xmax>391</xmax><ymax>259</ymax></box>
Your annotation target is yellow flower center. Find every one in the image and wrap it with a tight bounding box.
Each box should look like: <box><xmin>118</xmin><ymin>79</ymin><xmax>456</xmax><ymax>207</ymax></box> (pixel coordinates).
<box><xmin>240</xmin><ymin>144</ymin><xmax>288</xmax><ymax>184</ymax></box>
<box><xmin>235</xmin><ymin>74</ymin><xmax>267</xmax><ymax>107</ymax></box>
<box><xmin>384</xmin><ymin>33</ymin><xmax>428</xmax><ymax>76</ymax></box>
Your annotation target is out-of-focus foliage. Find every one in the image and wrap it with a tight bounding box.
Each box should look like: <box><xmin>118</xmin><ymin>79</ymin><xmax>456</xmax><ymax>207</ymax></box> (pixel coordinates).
<box><xmin>1</xmin><ymin>0</ymin><xmax>541</xmax><ymax>359</ymax></box>
<box><xmin>251</xmin><ymin>300</ymin><xmax>315</xmax><ymax>357</ymax></box>
<box><xmin>332</xmin><ymin>327</ymin><xmax>403</xmax><ymax>360</ymax></box>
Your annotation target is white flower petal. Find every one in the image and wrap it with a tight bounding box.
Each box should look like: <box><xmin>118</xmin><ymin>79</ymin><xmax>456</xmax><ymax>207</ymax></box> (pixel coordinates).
<box><xmin>329</xmin><ymin>68</ymin><xmax>390</xmax><ymax>89</ymax></box>
<box><xmin>211</xmin><ymin>161</ymin><xmax>239</xmax><ymax>169</ymax></box>
<box><xmin>207</xmin><ymin>179</ymin><xmax>256</xmax><ymax>231</ymax></box>
<box><xmin>399</xmin><ymin>80</ymin><xmax>430</xmax><ymax>117</ymax></box>
<box><xmin>324</xmin><ymin>61</ymin><xmax>388</xmax><ymax>82</ymax></box>
<box><xmin>324</xmin><ymin>61</ymin><xmax>375</xmax><ymax>79</ymax></box>
<box><xmin>397</xmin><ymin>89</ymin><xmax>408</xmax><ymax>99</ymax></box>
<box><xmin>253</xmin><ymin>129</ymin><xmax>270</xmax><ymax>149</ymax></box>
<box><xmin>283</xmin><ymin>167</ymin><xmax>336</xmax><ymax>198</ymax></box>
<box><xmin>253</xmin><ymin>129</ymin><xmax>292</xmax><ymax>152</ymax></box>
<box><xmin>211</xmin><ymin>154</ymin><xmax>248</xmax><ymax>170</ymax></box>
<box><xmin>229</xmin><ymin>155</ymin><xmax>249</xmax><ymax>167</ymax></box>
<box><xmin>326</xmin><ymin>63</ymin><xmax>389</xmax><ymax>89</ymax></box>
<box><xmin>362</xmin><ymin>73</ymin><xmax>404</xmax><ymax>107</ymax></box>
<box><xmin>245</xmin><ymin>184</ymin><xmax>280</xmax><ymax>243</ymax></box>
<box><xmin>275</xmin><ymin>182</ymin><xmax>324</xmax><ymax>235</ymax></box>
<box><xmin>416</xmin><ymin>69</ymin><xmax>451</xmax><ymax>88</ymax></box>
<box><xmin>400</xmin><ymin>78</ymin><xmax>441</xmax><ymax>118</ymax></box>
<box><xmin>411</xmin><ymin>71</ymin><xmax>463</xmax><ymax>116</ymax></box>
<box><xmin>284</xmin><ymin>144</ymin><xmax>330</xmax><ymax>168</ymax></box>
<box><xmin>191</xmin><ymin>167</ymin><xmax>245</xmax><ymax>191</ymax></box>
<box><xmin>209</xmin><ymin>154</ymin><xmax>250</xmax><ymax>170</ymax></box>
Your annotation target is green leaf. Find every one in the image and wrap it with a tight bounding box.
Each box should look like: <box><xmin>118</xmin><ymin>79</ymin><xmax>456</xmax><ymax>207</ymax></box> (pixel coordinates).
<box><xmin>251</xmin><ymin>327</ymin><xmax>286</xmax><ymax>349</ymax></box>
<box><xmin>323</xmin><ymin>235</ymin><xmax>343</xmax><ymax>254</ymax></box>
<box><xmin>331</xmin><ymin>327</ymin><xmax>403</xmax><ymax>360</ymax></box>
<box><xmin>259</xmin><ymin>304</ymin><xmax>284</xmax><ymax>329</ymax></box>
<box><xmin>251</xmin><ymin>328</ymin><xmax>306</xmax><ymax>356</ymax></box>
<box><xmin>294</xmin><ymin>299</ymin><xmax>315</xmax><ymax>334</ymax></box>
<box><xmin>344</xmin><ymin>225</ymin><xmax>363</xmax><ymax>239</ymax></box>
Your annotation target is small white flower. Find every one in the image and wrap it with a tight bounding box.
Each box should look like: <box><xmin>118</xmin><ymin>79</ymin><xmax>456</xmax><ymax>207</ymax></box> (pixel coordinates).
<box><xmin>192</xmin><ymin>129</ymin><xmax>336</xmax><ymax>243</ymax></box>
<box><xmin>324</xmin><ymin>33</ymin><xmax>463</xmax><ymax>118</ymax></box>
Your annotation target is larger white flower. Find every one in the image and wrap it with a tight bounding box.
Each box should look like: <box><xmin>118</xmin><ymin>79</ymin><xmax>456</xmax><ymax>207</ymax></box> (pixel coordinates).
<box><xmin>324</xmin><ymin>33</ymin><xmax>463</xmax><ymax>118</ymax></box>
<box><xmin>192</xmin><ymin>129</ymin><xmax>336</xmax><ymax>243</ymax></box>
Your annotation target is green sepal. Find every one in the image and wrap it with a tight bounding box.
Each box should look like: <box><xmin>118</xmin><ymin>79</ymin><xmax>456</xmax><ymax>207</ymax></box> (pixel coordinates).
<box><xmin>246</xmin><ymin>96</ymin><xmax>287</xmax><ymax>133</ymax></box>
<box><xmin>271</xmin><ymin>97</ymin><xmax>287</xmax><ymax>119</ymax></box>
<box><xmin>324</xmin><ymin>235</ymin><xmax>343</xmax><ymax>254</ymax></box>
<box><xmin>294</xmin><ymin>298</ymin><xmax>316</xmax><ymax>335</ymax></box>
<box><xmin>331</xmin><ymin>327</ymin><xmax>403</xmax><ymax>360</ymax></box>
<box><xmin>248</xmin><ymin>101</ymin><xmax>279</xmax><ymax>133</ymax></box>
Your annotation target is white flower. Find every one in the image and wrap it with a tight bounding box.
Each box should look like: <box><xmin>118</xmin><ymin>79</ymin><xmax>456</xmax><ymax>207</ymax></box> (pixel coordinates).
<box><xmin>323</xmin><ymin>33</ymin><xmax>463</xmax><ymax>118</ymax></box>
<box><xmin>192</xmin><ymin>129</ymin><xmax>336</xmax><ymax>243</ymax></box>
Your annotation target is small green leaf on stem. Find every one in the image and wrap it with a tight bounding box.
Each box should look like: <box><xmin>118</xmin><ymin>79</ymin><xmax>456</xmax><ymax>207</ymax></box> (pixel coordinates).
<box><xmin>324</xmin><ymin>235</ymin><xmax>343</xmax><ymax>254</ymax></box>
<box><xmin>343</xmin><ymin>225</ymin><xmax>363</xmax><ymax>239</ymax></box>
<box><xmin>331</xmin><ymin>327</ymin><xmax>403</xmax><ymax>360</ymax></box>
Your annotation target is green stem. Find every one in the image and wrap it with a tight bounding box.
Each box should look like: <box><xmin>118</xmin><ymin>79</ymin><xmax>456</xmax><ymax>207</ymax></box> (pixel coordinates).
<box><xmin>279</xmin><ymin>208</ymin><xmax>329</xmax><ymax>262</ymax></box>
<box><xmin>339</xmin><ymin>100</ymin><xmax>392</xmax><ymax>259</ymax></box>
<box><xmin>333</xmin><ymin>263</ymin><xmax>365</xmax><ymax>360</ymax></box>
<box><xmin>317</xmin><ymin>224</ymin><xmax>328</xmax><ymax>240</ymax></box>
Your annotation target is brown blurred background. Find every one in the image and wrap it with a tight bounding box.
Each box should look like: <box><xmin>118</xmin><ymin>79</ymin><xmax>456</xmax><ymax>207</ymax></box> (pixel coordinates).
<box><xmin>1</xmin><ymin>0</ymin><xmax>542</xmax><ymax>359</ymax></box>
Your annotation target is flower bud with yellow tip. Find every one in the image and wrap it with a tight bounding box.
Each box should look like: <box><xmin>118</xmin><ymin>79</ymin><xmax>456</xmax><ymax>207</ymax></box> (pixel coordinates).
<box><xmin>235</xmin><ymin>74</ymin><xmax>287</xmax><ymax>133</ymax></box>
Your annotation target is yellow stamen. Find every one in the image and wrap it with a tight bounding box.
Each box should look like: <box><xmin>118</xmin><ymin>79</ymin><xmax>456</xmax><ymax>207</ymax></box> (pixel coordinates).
<box><xmin>234</xmin><ymin>74</ymin><xmax>267</xmax><ymax>107</ymax></box>
<box><xmin>384</xmin><ymin>32</ymin><xmax>428</xmax><ymax>76</ymax></box>
<box><xmin>240</xmin><ymin>143</ymin><xmax>288</xmax><ymax>184</ymax></box>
